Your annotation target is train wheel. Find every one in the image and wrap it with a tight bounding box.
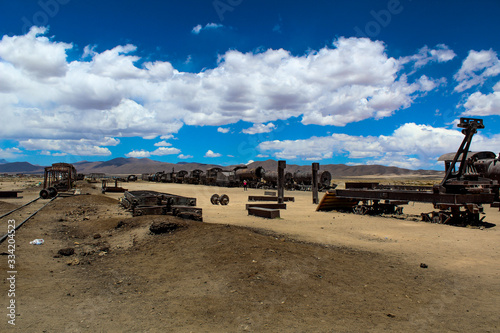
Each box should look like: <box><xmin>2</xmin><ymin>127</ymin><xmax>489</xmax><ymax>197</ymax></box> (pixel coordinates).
<box><xmin>353</xmin><ymin>205</ymin><xmax>367</xmax><ymax>215</ymax></box>
<box><xmin>219</xmin><ymin>194</ymin><xmax>229</xmax><ymax>205</ymax></box>
<box><xmin>47</xmin><ymin>187</ymin><xmax>58</xmax><ymax>198</ymax></box>
<box><xmin>39</xmin><ymin>189</ymin><xmax>50</xmax><ymax>199</ymax></box>
<box><xmin>210</xmin><ymin>194</ymin><xmax>220</xmax><ymax>205</ymax></box>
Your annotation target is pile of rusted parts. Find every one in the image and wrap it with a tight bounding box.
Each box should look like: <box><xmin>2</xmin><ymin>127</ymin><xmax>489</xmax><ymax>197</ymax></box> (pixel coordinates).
<box><xmin>121</xmin><ymin>190</ymin><xmax>202</xmax><ymax>221</ymax></box>
<box><xmin>318</xmin><ymin>118</ymin><xmax>500</xmax><ymax>225</ymax></box>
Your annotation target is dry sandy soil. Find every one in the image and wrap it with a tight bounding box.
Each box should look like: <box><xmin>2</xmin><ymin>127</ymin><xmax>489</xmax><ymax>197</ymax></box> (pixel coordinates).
<box><xmin>0</xmin><ymin>178</ymin><xmax>499</xmax><ymax>332</ymax></box>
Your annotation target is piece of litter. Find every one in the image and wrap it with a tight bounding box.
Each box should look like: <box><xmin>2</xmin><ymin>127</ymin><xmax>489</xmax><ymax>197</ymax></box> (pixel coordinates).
<box><xmin>30</xmin><ymin>239</ymin><xmax>44</xmax><ymax>245</ymax></box>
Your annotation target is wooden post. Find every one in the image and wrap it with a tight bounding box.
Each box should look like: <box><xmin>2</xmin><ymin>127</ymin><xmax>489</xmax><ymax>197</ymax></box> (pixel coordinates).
<box><xmin>277</xmin><ymin>160</ymin><xmax>286</xmax><ymax>204</ymax></box>
<box><xmin>312</xmin><ymin>163</ymin><xmax>319</xmax><ymax>204</ymax></box>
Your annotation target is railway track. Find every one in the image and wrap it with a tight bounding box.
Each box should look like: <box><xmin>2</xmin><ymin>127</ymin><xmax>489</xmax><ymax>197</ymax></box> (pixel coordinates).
<box><xmin>0</xmin><ymin>196</ymin><xmax>59</xmax><ymax>244</ymax></box>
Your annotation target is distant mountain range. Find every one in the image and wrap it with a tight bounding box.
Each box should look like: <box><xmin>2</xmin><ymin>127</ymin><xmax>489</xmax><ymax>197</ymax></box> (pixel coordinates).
<box><xmin>0</xmin><ymin>162</ymin><xmax>44</xmax><ymax>173</ymax></box>
<box><xmin>0</xmin><ymin>157</ymin><xmax>443</xmax><ymax>177</ymax></box>
<box><xmin>248</xmin><ymin>160</ymin><xmax>442</xmax><ymax>177</ymax></box>
<box><xmin>73</xmin><ymin>158</ymin><xmax>223</xmax><ymax>174</ymax></box>
<box><xmin>0</xmin><ymin>159</ymin><xmax>8</xmax><ymax>164</ymax></box>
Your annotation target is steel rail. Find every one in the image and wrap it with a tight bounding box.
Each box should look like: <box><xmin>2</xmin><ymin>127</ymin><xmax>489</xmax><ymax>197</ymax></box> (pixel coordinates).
<box><xmin>0</xmin><ymin>195</ymin><xmax>58</xmax><ymax>244</ymax></box>
<box><xmin>0</xmin><ymin>197</ymin><xmax>40</xmax><ymax>219</ymax></box>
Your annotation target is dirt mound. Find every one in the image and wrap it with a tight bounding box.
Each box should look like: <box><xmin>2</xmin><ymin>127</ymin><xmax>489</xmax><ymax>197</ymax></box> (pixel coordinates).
<box><xmin>149</xmin><ymin>220</ymin><xmax>185</xmax><ymax>234</ymax></box>
<box><xmin>44</xmin><ymin>219</ymin><xmax>477</xmax><ymax>332</ymax></box>
<box><xmin>0</xmin><ymin>200</ymin><xmax>19</xmax><ymax>213</ymax></box>
<box><xmin>51</xmin><ymin>193</ymin><xmax>119</xmax><ymax>207</ymax></box>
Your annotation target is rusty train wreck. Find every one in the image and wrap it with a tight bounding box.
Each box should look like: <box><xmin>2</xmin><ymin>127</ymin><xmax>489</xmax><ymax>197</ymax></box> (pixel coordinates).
<box><xmin>318</xmin><ymin>118</ymin><xmax>500</xmax><ymax>225</ymax></box>
<box><xmin>142</xmin><ymin>165</ymin><xmax>334</xmax><ymax>191</ymax></box>
<box><xmin>40</xmin><ymin>163</ymin><xmax>78</xmax><ymax>199</ymax></box>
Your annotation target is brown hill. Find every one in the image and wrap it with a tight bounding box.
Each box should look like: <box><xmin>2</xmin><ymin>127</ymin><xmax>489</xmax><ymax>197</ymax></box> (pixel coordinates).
<box><xmin>246</xmin><ymin>160</ymin><xmax>442</xmax><ymax>177</ymax></box>
<box><xmin>2</xmin><ymin>157</ymin><xmax>443</xmax><ymax>177</ymax></box>
<box><xmin>0</xmin><ymin>161</ymin><xmax>44</xmax><ymax>173</ymax></box>
<box><xmin>74</xmin><ymin>158</ymin><xmax>174</xmax><ymax>174</ymax></box>
<box><xmin>74</xmin><ymin>158</ymin><xmax>223</xmax><ymax>175</ymax></box>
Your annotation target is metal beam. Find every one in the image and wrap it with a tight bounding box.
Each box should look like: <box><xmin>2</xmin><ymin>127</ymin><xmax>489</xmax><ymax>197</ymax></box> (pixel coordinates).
<box><xmin>277</xmin><ymin>160</ymin><xmax>286</xmax><ymax>204</ymax></box>
<box><xmin>335</xmin><ymin>189</ymin><xmax>495</xmax><ymax>205</ymax></box>
<box><xmin>312</xmin><ymin>163</ymin><xmax>319</xmax><ymax>204</ymax></box>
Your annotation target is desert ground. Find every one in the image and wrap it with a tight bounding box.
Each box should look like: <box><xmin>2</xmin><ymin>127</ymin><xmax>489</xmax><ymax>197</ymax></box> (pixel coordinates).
<box><xmin>0</xmin><ymin>177</ymin><xmax>499</xmax><ymax>332</ymax></box>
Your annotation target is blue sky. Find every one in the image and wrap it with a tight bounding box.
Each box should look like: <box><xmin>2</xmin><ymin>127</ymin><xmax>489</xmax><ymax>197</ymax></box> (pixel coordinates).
<box><xmin>1</xmin><ymin>0</ymin><xmax>500</xmax><ymax>169</ymax></box>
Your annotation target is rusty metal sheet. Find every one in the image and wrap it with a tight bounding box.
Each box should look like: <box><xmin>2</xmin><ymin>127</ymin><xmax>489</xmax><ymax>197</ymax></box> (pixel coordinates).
<box><xmin>316</xmin><ymin>192</ymin><xmax>358</xmax><ymax>211</ymax></box>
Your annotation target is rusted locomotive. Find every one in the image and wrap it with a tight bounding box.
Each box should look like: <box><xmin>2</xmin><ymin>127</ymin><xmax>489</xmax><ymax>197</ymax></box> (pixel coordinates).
<box><xmin>143</xmin><ymin>164</ymin><xmax>334</xmax><ymax>191</ymax></box>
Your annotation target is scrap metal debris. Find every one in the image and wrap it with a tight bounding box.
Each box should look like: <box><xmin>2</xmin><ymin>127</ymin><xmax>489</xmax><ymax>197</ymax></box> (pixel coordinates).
<box><xmin>121</xmin><ymin>190</ymin><xmax>202</xmax><ymax>221</ymax></box>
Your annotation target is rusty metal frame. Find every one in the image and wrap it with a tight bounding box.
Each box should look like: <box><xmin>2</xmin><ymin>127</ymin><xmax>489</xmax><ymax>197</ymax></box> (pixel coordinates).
<box><xmin>43</xmin><ymin>163</ymin><xmax>77</xmax><ymax>191</ymax></box>
<box><xmin>40</xmin><ymin>163</ymin><xmax>77</xmax><ymax>198</ymax></box>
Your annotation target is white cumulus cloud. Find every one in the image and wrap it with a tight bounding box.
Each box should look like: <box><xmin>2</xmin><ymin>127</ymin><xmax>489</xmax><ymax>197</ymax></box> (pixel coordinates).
<box><xmin>191</xmin><ymin>25</ymin><xmax>203</xmax><ymax>34</ymax></box>
<box><xmin>154</xmin><ymin>141</ymin><xmax>172</xmax><ymax>147</ymax></box>
<box><xmin>217</xmin><ymin>127</ymin><xmax>230</xmax><ymax>133</ymax></box>
<box><xmin>126</xmin><ymin>146</ymin><xmax>181</xmax><ymax>157</ymax></box>
<box><xmin>19</xmin><ymin>138</ymin><xmax>117</xmax><ymax>156</ymax></box>
<box><xmin>0</xmin><ymin>148</ymin><xmax>23</xmax><ymax>159</ymax></box>
<box><xmin>191</xmin><ymin>23</ymin><xmax>223</xmax><ymax>34</ymax></box>
<box><xmin>400</xmin><ymin>44</ymin><xmax>456</xmax><ymax>71</ymax></box>
<box><xmin>151</xmin><ymin>147</ymin><xmax>181</xmax><ymax>156</ymax></box>
<box><xmin>205</xmin><ymin>150</ymin><xmax>222</xmax><ymax>158</ymax></box>
<box><xmin>242</xmin><ymin>123</ymin><xmax>276</xmax><ymax>134</ymax></box>
<box><xmin>126</xmin><ymin>150</ymin><xmax>150</xmax><ymax>158</ymax></box>
<box><xmin>0</xmin><ymin>26</ymin><xmax>71</xmax><ymax>78</ymax></box>
<box><xmin>454</xmin><ymin>49</ymin><xmax>500</xmax><ymax>92</ymax></box>
<box><xmin>0</xmin><ymin>27</ymin><xmax>455</xmax><ymax>157</ymax></box>
<box><xmin>456</xmin><ymin>49</ymin><xmax>500</xmax><ymax>116</ymax></box>
<box><xmin>462</xmin><ymin>81</ymin><xmax>500</xmax><ymax>116</ymax></box>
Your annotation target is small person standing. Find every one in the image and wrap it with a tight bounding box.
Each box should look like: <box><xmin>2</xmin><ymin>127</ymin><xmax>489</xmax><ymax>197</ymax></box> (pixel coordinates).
<box><xmin>243</xmin><ymin>180</ymin><xmax>248</xmax><ymax>191</ymax></box>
